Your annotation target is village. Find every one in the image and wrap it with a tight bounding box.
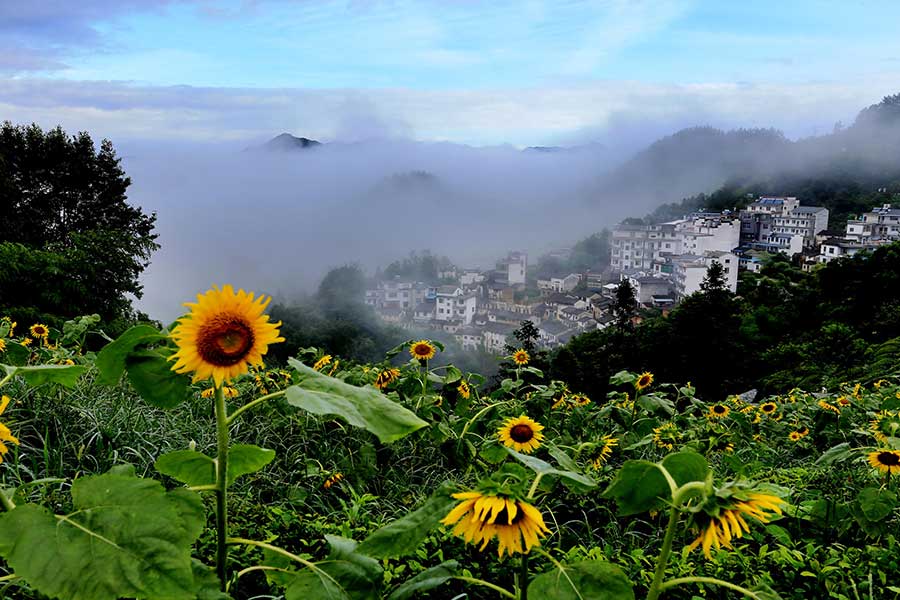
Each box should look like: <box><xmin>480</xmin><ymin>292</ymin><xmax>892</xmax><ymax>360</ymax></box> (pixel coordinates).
<box><xmin>365</xmin><ymin>196</ymin><xmax>900</xmax><ymax>354</ymax></box>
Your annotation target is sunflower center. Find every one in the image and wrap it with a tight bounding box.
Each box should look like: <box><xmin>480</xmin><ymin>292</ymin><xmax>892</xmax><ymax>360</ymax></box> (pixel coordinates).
<box><xmin>713</xmin><ymin>405</ymin><xmax>726</xmax><ymax>414</ymax></box>
<box><xmin>196</xmin><ymin>316</ymin><xmax>256</xmax><ymax>366</ymax></box>
<box><xmin>413</xmin><ymin>345</ymin><xmax>430</xmax><ymax>356</ymax></box>
<box><xmin>510</xmin><ymin>424</ymin><xmax>534</xmax><ymax>443</ymax></box>
<box><xmin>878</xmin><ymin>452</ymin><xmax>900</xmax><ymax>466</ymax></box>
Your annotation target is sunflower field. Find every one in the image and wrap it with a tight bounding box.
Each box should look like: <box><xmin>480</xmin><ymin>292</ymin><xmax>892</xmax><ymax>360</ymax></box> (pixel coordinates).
<box><xmin>0</xmin><ymin>288</ymin><xmax>899</xmax><ymax>600</ymax></box>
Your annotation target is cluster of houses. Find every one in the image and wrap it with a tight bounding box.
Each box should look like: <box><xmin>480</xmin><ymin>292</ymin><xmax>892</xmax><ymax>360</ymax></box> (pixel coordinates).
<box><xmin>365</xmin><ymin>251</ymin><xmax>618</xmax><ymax>353</ymax></box>
<box><xmin>365</xmin><ymin>196</ymin><xmax>900</xmax><ymax>354</ymax></box>
<box><xmin>612</xmin><ymin>195</ymin><xmax>900</xmax><ymax>308</ymax></box>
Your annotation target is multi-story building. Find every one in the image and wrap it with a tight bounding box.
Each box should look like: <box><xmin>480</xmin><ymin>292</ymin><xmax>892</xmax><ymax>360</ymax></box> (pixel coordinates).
<box><xmin>611</xmin><ymin>215</ymin><xmax>739</xmax><ymax>272</ymax></box>
<box><xmin>740</xmin><ymin>196</ymin><xmax>829</xmax><ymax>252</ymax></box>
<box><xmin>435</xmin><ymin>286</ymin><xmax>477</xmax><ymax>325</ymax></box>
<box><xmin>845</xmin><ymin>204</ymin><xmax>900</xmax><ymax>242</ymax></box>
<box><xmin>494</xmin><ymin>251</ymin><xmax>527</xmax><ymax>285</ymax></box>
<box><xmin>667</xmin><ymin>251</ymin><xmax>739</xmax><ymax>299</ymax></box>
<box><xmin>818</xmin><ymin>238</ymin><xmax>885</xmax><ymax>264</ymax></box>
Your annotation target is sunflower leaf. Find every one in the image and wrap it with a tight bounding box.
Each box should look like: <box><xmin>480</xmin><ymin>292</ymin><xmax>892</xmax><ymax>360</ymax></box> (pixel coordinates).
<box><xmin>387</xmin><ymin>560</ymin><xmax>459</xmax><ymax>600</ymax></box>
<box><xmin>528</xmin><ymin>559</ymin><xmax>635</xmax><ymax>600</ymax></box>
<box><xmin>286</xmin><ymin>358</ymin><xmax>428</xmax><ymax>443</ymax></box>
<box><xmin>357</xmin><ymin>481</ymin><xmax>457</xmax><ymax>558</ymax></box>
<box><xmin>1</xmin><ymin>363</ymin><xmax>87</xmax><ymax>387</ymax></box>
<box><xmin>155</xmin><ymin>445</ymin><xmax>276</xmax><ymax>486</ymax></box>
<box><xmin>95</xmin><ymin>324</ymin><xmax>167</xmax><ymax>385</ymax></box>
<box><xmin>126</xmin><ymin>349</ymin><xmax>193</xmax><ymax>409</ymax></box>
<box><xmin>0</xmin><ymin>471</ymin><xmax>202</xmax><ymax>600</ymax></box>
<box><xmin>505</xmin><ymin>448</ymin><xmax>597</xmax><ymax>489</ymax></box>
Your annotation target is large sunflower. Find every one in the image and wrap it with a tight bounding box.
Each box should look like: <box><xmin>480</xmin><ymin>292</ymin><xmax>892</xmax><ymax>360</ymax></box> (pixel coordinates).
<box><xmin>759</xmin><ymin>402</ymin><xmax>777</xmax><ymax>415</ymax></box>
<box><xmin>590</xmin><ymin>434</ymin><xmax>618</xmax><ymax>469</ymax></box>
<box><xmin>409</xmin><ymin>340</ymin><xmax>436</xmax><ymax>361</ymax></box>
<box><xmin>29</xmin><ymin>323</ymin><xmax>49</xmax><ymax>339</ymax></box>
<box><xmin>687</xmin><ymin>492</ymin><xmax>784</xmax><ymax>560</ymax></box>
<box><xmin>708</xmin><ymin>404</ymin><xmax>730</xmax><ymax>419</ymax></box>
<box><xmin>0</xmin><ymin>395</ymin><xmax>19</xmax><ymax>464</ymax></box>
<box><xmin>498</xmin><ymin>415</ymin><xmax>545</xmax><ymax>453</ymax></box>
<box><xmin>512</xmin><ymin>349</ymin><xmax>530</xmax><ymax>366</ymax></box>
<box><xmin>441</xmin><ymin>491</ymin><xmax>550</xmax><ymax>558</ymax></box>
<box><xmin>870</xmin><ymin>411</ymin><xmax>900</xmax><ymax>443</ymax></box>
<box><xmin>868</xmin><ymin>450</ymin><xmax>900</xmax><ymax>476</ymax></box>
<box><xmin>169</xmin><ymin>285</ymin><xmax>284</xmax><ymax>387</ymax></box>
<box><xmin>635</xmin><ymin>371</ymin><xmax>654</xmax><ymax>390</ymax></box>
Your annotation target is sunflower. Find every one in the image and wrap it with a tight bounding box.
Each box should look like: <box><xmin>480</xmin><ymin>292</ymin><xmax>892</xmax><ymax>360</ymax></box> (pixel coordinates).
<box><xmin>312</xmin><ymin>355</ymin><xmax>333</xmax><ymax>372</ymax></box>
<box><xmin>0</xmin><ymin>339</ymin><xmax>5</xmax><ymax>352</ymax></box>
<box><xmin>687</xmin><ymin>492</ymin><xmax>785</xmax><ymax>560</ymax></box>
<box><xmin>635</xmin><ymin>371</ymin><xmax>654</xmax><ymax>390</ymax></box>
<box><xmin>441</xmin><ymin>491</ymin><xmax>550</xmax><ymax>558</ymax></box>
<box><xmin>759</xmin><ymin>402</ymin><xmax>777</xmax><ymax>415</ymax></box>
<box><xmin>323</xmin><ymin>473</ymin><xmax>344</xmax><ymax>489</ymax></box>
<box><xmin>867</xmin><ymin>450</ymin><xmax>900</xmax><ymax>476</ymax></box>
<box><xmin>458</xmin><ymin>380</ymin><xmax>471</xmax><ymax>399</ymax></box>
<box><xmin>796</xmin><ymin>426</ymin><xmax>809</xmax><ymax>437</ymax></box>
<box><xmin>498</xmin><ymin>416</ymin><xmax>545</xmax><ymax>453</ymax></box>
<box><xmin>512</xmin><ymin>349</ymin><xmax>530</xmax><ymax>366</ymax></box>
<box><xmin>818</xmin><ymin>399</ymin><xmax>841</xmax><ymax>414</ymax></box>
<box><xmin>873</xmin><ymin>379</ymin><xmax>887</xmax><ymax>390</ymax></box>
<box><xmin>653</xmin><ymin>422</ymin><xmax>682</xmax><ymax>451</ymax></box>
<box><xmin>0</xmin><ymin>395</ymin><xmax>19</xmax><ymax>465</ymax></box>
<box><xmin>836</xmin><ymin>395</ymin><xmax>852</xmax><ymax>408</ymax></box>
<box><xmin>708</xmin><ymin>404</ymin><xmax>730</xmax><ymax>419</ymax></box>
<box><xmin>169</xmin><ymin>285</ymin><xmax>284</xmax><ymax>387</ymax></box>
<box><xmin>29</xmin><ymin>323</ymin><xmax>49</xmax><ymax>339</ymax></box>
<box><xmin>852</xmin><ymin>383</ymin><xmax>862</xmax><ymax>399</ymax></box>
<box><xmin>200</xmin><ymin>386</ymin><xmax>239</xmax><ymax>398</ymax></box>
<box><xmin>20</xmin><ymin>337</ymin><xmax>32</xmax><ymax>347</ymax></box>
<box><xmin>870</xmin><ymin>411</ymin><xmax>900</xmax><ymax>443</ymax></box>
<box><xmin>590</xmin><ymin>435</ymin><xmax>618</xmax><ymax>469</ymax></box>
<box><xmin>409</xmin><ymin>340</ymin><xmax>436</xmax><ymax>361</ymax></box>
<box><xmin>571</xmin><ymin>393</ymin><xmax>591</xmax><ymax>407</ymax></box>
<box><xmin>788</xmin><ymin>431</ymin><xmax>802</xmax><ymax>442</ymax></box>
<box><xmin>374</xmin><ymin>368</ymin><xmax>400</xmax><ymax>390</ymax></box>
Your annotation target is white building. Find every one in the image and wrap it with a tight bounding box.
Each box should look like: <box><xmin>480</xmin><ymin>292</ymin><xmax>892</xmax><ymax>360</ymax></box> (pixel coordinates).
<box><xmin>845</xmin><ymin>204</ymin><xmax>900</xmax><ymax>242</ymax></box>
<box><xmin>483</xmin><ymin>322</ymin><xmax>516</xmax><ymax>354</ymax></box>
<box><xmin>460</xmin><ymin>270</ymin><xmax>485</xmax><ymax>286</ymax></box>
<box><xmin>740</xmin><ymin>196</ymin><xmax>829</xmax><ymax>252</ymax></box>
<box><xmin>454</xmin><ymin>327</ymin><xmax>483</xmax><ymax>351</ymax></box>
<box><xmin>818</xmin><ymin>238</ymin><xmax>885</xmax><ymax>263</ymax></box>
<box><xmin>497</xmin><ymin>251</ymin><xmax>528</xmax><ymax>285</ymax></box>
<box><xmin>611</xmin><ymin>215</ymin><xmax>740</xmax><ymax>272</ymax></box>
<box><xmin>668</xmin><ymin>251</ymin><xmax>739</xmax><ymax>299</ymax></box>
<box><xmin>435</xmin><ymin>286</ymin><xmax>477</xmax><ymax>325</ymax></box>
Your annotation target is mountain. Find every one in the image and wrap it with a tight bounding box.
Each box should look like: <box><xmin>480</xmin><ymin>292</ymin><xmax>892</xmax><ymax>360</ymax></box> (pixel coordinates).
<box><xmin>591</xmin><ymin>93</ymin><xmax>900</xmax><ymax>216</ymax></box>
<box><xmin>259</xmin><ymin>133</ymin><xmax>322</xmax><ymax>152</ymax></box>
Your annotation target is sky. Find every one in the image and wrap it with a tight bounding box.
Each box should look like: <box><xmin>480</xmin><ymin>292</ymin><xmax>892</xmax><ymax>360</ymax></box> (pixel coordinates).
<box><xmin>3</xmin><ymin>0</ymin><xmax>900</xmax><ymax>147</ymax></box>
<box><xmin>4</xmin><ymin>0</ymin><xmax>900</xmax><ymax>320</ymax></box>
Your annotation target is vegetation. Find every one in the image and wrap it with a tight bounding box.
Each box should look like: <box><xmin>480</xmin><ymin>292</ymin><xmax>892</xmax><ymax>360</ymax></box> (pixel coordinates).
<box><xmin>0</xmin><ymin>122</ymin><xmax>159</xmax><ymax>330</ymax></box>
<box><xmin>1</xmin><ymin>308</ymin><xmax>898</xmax><ymax>600</ymax></box>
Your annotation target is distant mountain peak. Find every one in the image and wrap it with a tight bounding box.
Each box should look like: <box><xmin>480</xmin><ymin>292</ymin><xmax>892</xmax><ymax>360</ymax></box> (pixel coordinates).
<box><xmin>260</xmin><ymin>133</ymin><xmax>322</xmax><ymax>151</ymax></box>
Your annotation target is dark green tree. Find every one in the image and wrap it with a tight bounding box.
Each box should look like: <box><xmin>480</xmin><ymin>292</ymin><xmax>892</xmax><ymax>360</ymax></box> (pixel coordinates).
<box><xmin>611</xmin><ymin>279</ymin><xmax>638</xmax><ymax>330</ymax></box>
<box><xmin>0</xmin><ymin>122</ymin><xmax>158</xmax><ymax>326</ymax></box>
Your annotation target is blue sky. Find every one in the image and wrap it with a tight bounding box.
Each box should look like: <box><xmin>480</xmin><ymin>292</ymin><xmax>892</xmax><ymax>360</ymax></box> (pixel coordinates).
<box><xmin>2</xmin><ymin>0</ymin><xmax>900</xmax><ymax>145</ymax></box>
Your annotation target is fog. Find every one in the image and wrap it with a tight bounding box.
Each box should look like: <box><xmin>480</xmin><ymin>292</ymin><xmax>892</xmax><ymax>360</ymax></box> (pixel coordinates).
<box><xmin>124</xmin><ymin>137</ymin><xmax>628</xmax><ymax>322</ymax></box>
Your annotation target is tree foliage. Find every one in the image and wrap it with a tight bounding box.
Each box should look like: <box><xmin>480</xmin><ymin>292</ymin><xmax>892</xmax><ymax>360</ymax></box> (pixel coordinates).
<box><xmin>0</xmin><ymin>122</ymin><xmax>158</xmax><ymax>326</ymax></box>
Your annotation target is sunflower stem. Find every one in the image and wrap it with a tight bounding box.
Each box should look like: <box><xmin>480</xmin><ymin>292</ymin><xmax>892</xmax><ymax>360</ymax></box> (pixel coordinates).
<box><xmin>657</xmin><ymin>576</ymin><xmax>762</xmax><ymax>599</ymax></box>
<box><xmin>214</xmin><ymin>384</ymin><xmax>230</xmax><ymax>591</ymax></box>
<box><xmin>225</xmin><ymin>390</ymin><xmax>286</xmax><ymax>425</ymax></box>
<box><xmin>526</xmin><ymin>473</ymin><xmax>543</xmax><ymax>500</ymax></box>
<box><xmin>0</xmin><ymin>488</ymin><xmax>15</xmax><ymax>512</ymax></box>
<box><xmin>518</xmin><ymin>552</ymin><xmax>530</xmax><ymax>600</ymax></box>
<box><xmin>452</xmin><ymin>576</ymin><xmax>517</xmax><ymax>599</ymax></box>
<box><xmin>645</xmin><ymin>505</ymin><xmax>680</xmax><ymax>600</ymax></box>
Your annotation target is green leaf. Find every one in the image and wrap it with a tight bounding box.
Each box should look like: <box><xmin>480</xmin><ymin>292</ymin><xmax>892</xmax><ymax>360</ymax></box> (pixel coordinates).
<box><xmin>856</xmin><ymin>487</ymin><xmax>897</xmax><ymax>521</ymax></box>
<box><xmin>602</xmin><ymin>460</ymin><xmax>667</xmax><ymax>516</ymax></box>
<box><xmin>286</xmin><ymin>358</ymin><xmax>427</xmax><ymax>443</ymax></box>
<box><xmin>357</xmin><ymin>482</ymin><xmax>457</xmax><ymax>559</ymax></box>
<box><xmin>750</xmin><ymin>582</ymin><xmax>785</xmax><ymax>600</ymax></box>
<box><xmin>609</xmin><ymin>370</ymin><xmax>636</xmax><ymax>386</ymax></box>
<box><xmin>191</xmin><ymin>560</ymin><xmax>233</xmax><ymax>600</ymax></box>
<box><xmin>528</xmin><ymin>560</ymin><xmax>635</xmax><ymax>600</ymax></box>
<box><xmin>277</xmin><ymin>536</ymin><xmax>383</xmax><ymax>600</ymax></box>
<box><xmin>0</xmin><ymin>342</ymin><xmax>29</xmax><ymax>365</ymax></box>
<box><xmin>155</xmin><ymin>445</ymin><xmax>276</xmax><ymax>486</ymax></box>
<box><xmin>156</xmin><ymin>450</ymin><xmax>215</xmax><ymax>486</ymax></box>
<box><xmin>505</xmin><ymin>448</ymin><xmax>597</xmax><ymax>489</ymax></box>
<box><xmin>0</xmin><ymin>472</ymin><xmax>203</xmax><ymax>600</ymax></box>
<box><xmin>815</xmin><ymin>442</ymin><xmax>853</xmax><ymax>466</ymax></box>
<box><xmin>603</xmin><ymin>452</ymin><xmax>708</xmax><ymax>516</ymax></box>
<box><xmin>2</xmin><ymin>363</ymin><xmax>87</xmax><ymax>387</ymax></box>
<box><xmin>636</xmin><ymin>393</ymin><xmax>675</xmax><ymax>416</ymax></box>
<box><xmin>227</xmin><ymin>444</ymin><xmax>276</xmax><ymax>484</ymax></box>
<box><xmin>126</xmin><ymin>349</ymin><xmax>192</xmax><ymax>409</ymax></box>
<box><xmin>96</xmin><ymin>324</ymin><xmax>166</xmax><ymax>385</ymax></box>
<box><xmin>387</xmin><ymin>561</ymin><xmax>458</xmax><ymax>600</ymax></box>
